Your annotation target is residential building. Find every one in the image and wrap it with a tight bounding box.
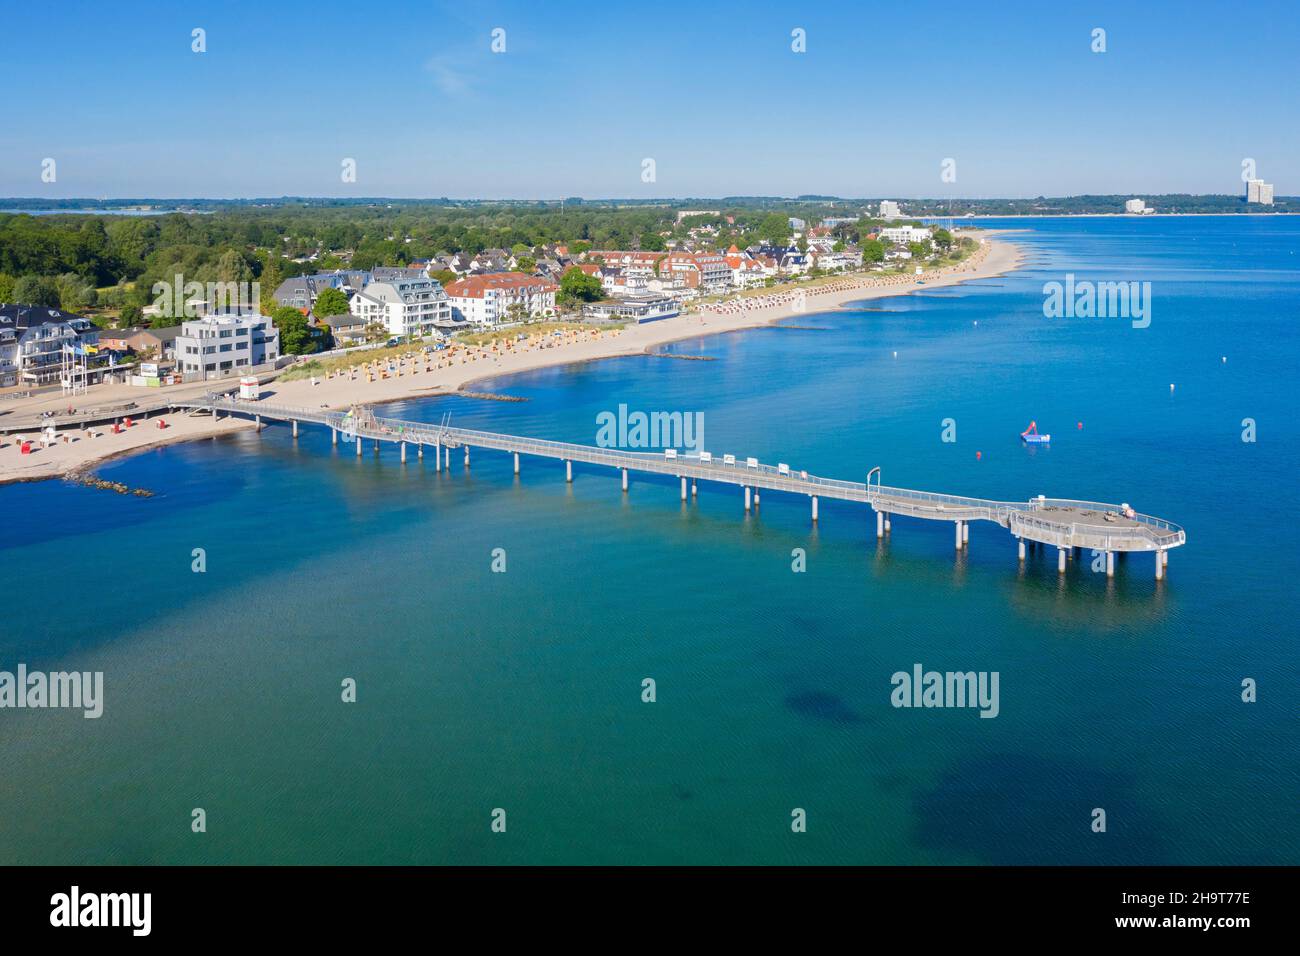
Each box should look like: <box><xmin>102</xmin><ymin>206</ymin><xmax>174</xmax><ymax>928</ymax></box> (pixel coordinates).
<box><xmin>444</xmin><ymin>273</ymin><xmax>558</xmax><ymax>326</ymax></box>
<box><xmin>879</xmin><ymin>226</ymin><xmax>933</xmax><ymax>244</ymax></box>
<box><xmin>174</xmin><ymin>313</ymin><xmax>280</xmax><ymax>379</ymax></box>
<box><xmin>1124</xmin><ymin>198</ymin><xmax>1154</xmax><ymax>214</ymax></box>
<box><xmin>95</xmin><ymin>326</ymin><xmax>182</xmax><ymax>360</ymax></box>
<box><xmin>658</xmin><ymin>252</ymin><xmax>731</xmax><ymax>292</ymax></box>
<box><xmin>1246</xmin><ymin>179</ymin><xmax>1275</xmax><ymax>205</ymax></box>
<box><xmin>0</xmin><ymin>304</ymin><xmax>100</xmax><ymax>386</ymax></box>
<box><xmin>349</xmin><ymin>276</ymin><xmax>453</xmax><ymax>340</ymax></box>
<box><xmin>316</xmin><ymin>312</ymin><xmax>369</xmax><ymax>347</ymax></box>
<box><xmin>272</xmin><ymin>271</ymin><xmax>371</xmax><ymax>310</ymax></box>
<box><xmin>879</xmin><ymin>200</ymin><xmax>902</xmax><ymax>219</ymax></box>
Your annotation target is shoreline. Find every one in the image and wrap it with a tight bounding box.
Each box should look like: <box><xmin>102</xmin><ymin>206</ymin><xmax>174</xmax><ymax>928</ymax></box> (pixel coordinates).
<box><xmin>0</xmin><ymin>236</ymin><xmax>1022</xmax><ymax>486</ymax></box>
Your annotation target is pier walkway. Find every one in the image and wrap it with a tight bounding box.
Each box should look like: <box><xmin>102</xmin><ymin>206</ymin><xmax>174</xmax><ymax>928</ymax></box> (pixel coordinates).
<box><xmin>180</xmin><ymin>395</ymin><xmax>1186</xmax><ymax>581</ymax></box>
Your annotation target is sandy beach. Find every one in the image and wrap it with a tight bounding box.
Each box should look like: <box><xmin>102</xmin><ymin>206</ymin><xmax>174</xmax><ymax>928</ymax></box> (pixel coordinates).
<box><xmin>0</xmin><ymin>236</ymin><xmax>1021</xmax><ymax>484</ymax></box>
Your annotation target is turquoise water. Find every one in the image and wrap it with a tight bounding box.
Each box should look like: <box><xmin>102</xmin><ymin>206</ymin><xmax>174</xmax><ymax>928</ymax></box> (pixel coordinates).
<box><xmin>2</xmin><ymin>216</ymin><xmax>1297</xmax><ymax>864</ymax></box>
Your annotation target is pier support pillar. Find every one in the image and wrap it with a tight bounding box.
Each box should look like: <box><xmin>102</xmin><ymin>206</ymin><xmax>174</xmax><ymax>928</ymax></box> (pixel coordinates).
<box><xmin>255</xmin><ymin>415</ymin><xmax>262</xmax><ymax>432</ymax></box>
<box><xmin>681</xmin><ymin>477</ymin><xmax>687</xmax><ymax>501</ymax></box>
<box><xmin>401</xmin><ymin>442</ymin><xmax>407</xmax><ymax>463</ymax></box>
<box><xmin>418</xmin><ymin>443</ymin><xmax>424</xmax><ymax>460</ymax></box>
<box><xmin>374</xmin><ymin>440</ymin><xmax>380</xmax><ymax>455</ymax></box>
<box><xmin>621</xmin><ymin>468</ymin><xmax>628</xmax><ymax>492</ymax></box>
<box><xmin>1106</xmin><ymin>551</ymin><xmax>1115</xmax><ymax>577</ymax></box>
<box><xmin>963</xmin><ymin>522</ymin><xmax>969</xmax><ymax>545</ymax></box>
<box><xmin>566</xmin><ymin>460</ymin><xmax>573</xmax><ymax>483</ymax></box>
<box><xmin>513</xmin><ymin>452</ymin><xmax>520</xmax><ymax>475</ymax></box>
<box><xmin>292</xmin><ymin>420</ymin><xmax>299</xmax><ymax>439</ymax></box>
<box><xmin>885</xmin><ymin>514</ymin><xmax>892</xmax><ymax>533</ymax></box>
<box><xmin>955</xmin><ymin>521</ymin><xmax>963</xmax><ymax>551</ymax></box>
<box><xmin>355</xmin><ymin>437</ymin><xmax>362</xmax><ymax>457</ymax></box>
<box><xmin>691</xmin><ymin>480</ymin><xmax>697</xmax><ymax>497</ymax></box>
<box><xmin>744</xmin><ymin>486</ymin><xmax>752</xmax><ymax>512</ymax></box>
<box><xmin>1018</xmin><ymin>539</ymin><xmax>1026</xmax><ymax>561</ymax></box>
<box><xmin>435</xmin><ymin>441</ymin><xmax>441</xmax><ymax>472</ymax></box>
<box><xmin>331</xmin><ymin>427</ymin><xmax>337</xmax><ymax>446</ymax></box>
<box><xmin>811</xmin><ymin>495</ymin><xmax>819</xmax><ymax>522</ymax></box>
<box><xmin>464</xmin><ymin>446</ymin><xmax>470</xmax><ymax>468</ymax></box>
<box><xmin>876</xmin><ymin>511</ymin><xmax>884</xmax><ymax>539</ymax></box>
<box><xmin>1155</xmin><ymin>550</ymin><xmax>1164</xmax><ymax>581</ymax></box>
<box><xmin>754</xmin><ymin>491</ymin><xmax>760</xmax><ymax>508</ymax></box>
<box><xmin>1058</xmin><ymin>548</ymin><xmax>1067</xmax><ymax>574</ymax></box>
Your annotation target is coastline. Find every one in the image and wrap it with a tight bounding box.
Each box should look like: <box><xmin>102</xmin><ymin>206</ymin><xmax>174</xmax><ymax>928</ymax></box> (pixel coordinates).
<box><xmin>0</xmin><ymin>236</ymin><xmax>1023</xmax><ymax>486</ymax></box>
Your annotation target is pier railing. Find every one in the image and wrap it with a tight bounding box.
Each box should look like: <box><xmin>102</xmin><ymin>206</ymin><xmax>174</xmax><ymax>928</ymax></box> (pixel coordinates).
<box><xmin>189</xmin><ymin>395</ymin><xmax>1186</xmax><ymax>555</ymax></box>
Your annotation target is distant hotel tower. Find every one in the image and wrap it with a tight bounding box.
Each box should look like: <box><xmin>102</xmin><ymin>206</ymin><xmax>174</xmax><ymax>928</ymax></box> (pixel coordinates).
<box><xmin>1246</xmin><ymin>179</ymin><xmax>1275</xmax><ymax>205</ymax></box>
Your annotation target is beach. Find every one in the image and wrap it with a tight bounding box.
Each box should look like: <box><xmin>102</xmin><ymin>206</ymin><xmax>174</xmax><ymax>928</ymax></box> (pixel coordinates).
<box><xmin>0</xmin><ymin>235</ymin><xmax>1021</xmax><ymax>484</ymax></box>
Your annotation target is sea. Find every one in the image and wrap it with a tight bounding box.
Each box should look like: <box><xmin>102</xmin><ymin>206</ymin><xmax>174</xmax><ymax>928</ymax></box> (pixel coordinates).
<box><xmin>1</xmin><ymin>215</ymin><xmax>1296</xmax><ymax>864</ymax></box>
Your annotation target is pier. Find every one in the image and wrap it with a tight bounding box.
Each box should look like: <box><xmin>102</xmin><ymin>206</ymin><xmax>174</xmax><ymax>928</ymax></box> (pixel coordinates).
<box><xmin>182</xmin><ymin>396</ymin><xmax>1186</xmax><ymax>581</ymax></box>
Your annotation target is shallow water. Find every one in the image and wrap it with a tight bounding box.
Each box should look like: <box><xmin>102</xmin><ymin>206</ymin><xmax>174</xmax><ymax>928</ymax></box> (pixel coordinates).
<box><xmin>2</xmin><ymin>216</ymin><xmax>1296</xmax><ymax>864</ymax></box>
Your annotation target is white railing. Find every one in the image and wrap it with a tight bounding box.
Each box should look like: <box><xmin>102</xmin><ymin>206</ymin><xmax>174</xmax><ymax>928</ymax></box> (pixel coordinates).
<box><xmin>194</xmin><ymin>396</ymin><xmax>1186</xmax><ymax>551</ymax></box>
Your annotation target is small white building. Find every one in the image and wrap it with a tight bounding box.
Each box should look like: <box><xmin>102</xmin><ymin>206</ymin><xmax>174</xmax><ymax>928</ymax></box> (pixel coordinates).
<box><xmin>879</xmin><ymin>200</ymin><xmax>902</xmax><ymax>219</ymax></box>
<box><xmin>878</xmin><ymin>226</ymin><xmax>933</xmax><ymax>244</ymax></box>
<box><xmin>1125</xmin><ymin>198</ymin><xmax>1154</xmax><ymax>214</ymax></box>
<box><xmin>174</xmin><ymin>313</ymin><xmax>280</xmax><ymax>379</ymax></box>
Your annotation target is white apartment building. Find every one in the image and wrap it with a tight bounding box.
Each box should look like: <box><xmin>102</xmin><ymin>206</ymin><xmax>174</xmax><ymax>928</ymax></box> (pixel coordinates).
<box><xmin>444</xmin><ymin>273</ymin><xmax>558</xmax><ymax>326</ymax></box>
<box><xmin>1247</xmin><ymin>180</ymin><xmax>1275</xmax><ymax>205</ymax></box>
<box><xmin>0</xmin><ymin>305</ymin><xmax>99</xmax><ymax>386</ymax></box>
<box><xmin>175</xmin><ymin>313</ymin><xmax>280</xmax><ymax>379</ymax></box>
<box><xmin>1125</xmin><ymin>198</ymin><xmax>1148</xmax><ymax>214</ymax></box>
<box><xmin>878</xmin><ymin>226</ymin><xmax>933</xmax><ymax>244</ymax></box>
<box><xmin>879</xmin><ymin>200</ymin><xmax>902</xmax><ymax>219</ymax></box>
<box><xmin>349</xmin><ymin>276</ymin><xmax>452</xmax><ymax>340</ymax></box>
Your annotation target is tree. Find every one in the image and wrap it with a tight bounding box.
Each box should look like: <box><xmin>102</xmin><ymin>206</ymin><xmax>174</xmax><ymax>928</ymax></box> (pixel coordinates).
<box><xmin>558</xmin><ymin>267</ymin><xmax>603</xmax><ymax>305</ymax></box>
<box><xmin>0</xmin><ymin>272</ymin><xmax>15</xmax><ymax>302</ymax></box>
<box><xmin>12</xmin><ymin>275</ymin><xmax>60</xmax><ymax>306</ymax></box>
<box><xmin>932</xmin><ymin>228</ymin><xmax>953</xmax><ymax>251</ymax></box>
<box><xmin>272</xmin><ymin>306</ymin><xmax>315</xmax><ymax>354</ymax></box>
<box><xmin>514</xmin><ymin>255</ymin><xmax>536</xmax><ymax>273</ymax></box>
<box><xmin>860</xmin><ymin>239</ymin><xmax>885</xmax><ymax>264</ymax></box>
<box><xmin>430</xmin><ymin>269</ymin><xmax>456</xmax><ymax>287</ymax></box>
<box><xmin>639</xmin><ymin>232</ymin><xmax>665</xmax><ymax>251</ymax></box>
<box><xmin>120</xmin><ymin>305</ymin><xmax>143</xmax><ymax>327</ymax></box>
<box><xmin>314</xmin><ymin>286</ymin><xmax>349</xmax><ymax>317</ymax></box>
<box><xmin>758</xmin><ymin>213</ymin><xmax>791</xmax><ymax>247</ymax></box>
<box><xmin>54</xmin><ymin>273</ymin><xmax>97</xmax><ymax>311</ymax></box>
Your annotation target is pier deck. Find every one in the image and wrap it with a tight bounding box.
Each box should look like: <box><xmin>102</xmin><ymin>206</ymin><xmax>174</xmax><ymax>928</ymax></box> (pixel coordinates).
<box><xmin>180</xmin><ymin>395</ymin><xmax>1186</xmax><ymax>580</ymax></box>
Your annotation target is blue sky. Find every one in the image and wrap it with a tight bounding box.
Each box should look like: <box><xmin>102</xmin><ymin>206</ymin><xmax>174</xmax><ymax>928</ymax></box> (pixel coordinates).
<box><xmin>4</xmin><ymin>0</ymin><xmax>1297</xmax><ymax>199</ymax></box>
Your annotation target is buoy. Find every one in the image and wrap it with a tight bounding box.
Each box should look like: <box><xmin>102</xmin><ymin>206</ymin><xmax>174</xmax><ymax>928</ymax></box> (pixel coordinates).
<box><xmin>1169</xmin><ymin>383</ymin><xmax>1175</xmax><ymax>392</ymax></box>
<box><xmin>892</xmin><ymin>351</ymin><xmax>897</xmax><ymax>358</ymax></box>
<box><xmin>1221</xmin><ymin>356</ymin><xmax>1227</xmax><ymax>364</ymax></box>
<box><xmin>976</xmin><ymin>451</ymin><xmax>982</xmax><ymax>460</ymax></box>
<box><xmin>1077</xmin><ymin>421</ymin><xmax>1082</xmax><ymax>430</ymax></box>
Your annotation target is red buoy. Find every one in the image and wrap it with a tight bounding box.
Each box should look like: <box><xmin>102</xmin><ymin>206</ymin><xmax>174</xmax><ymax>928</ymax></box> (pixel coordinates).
<box><xmin>1077</xmin><ymin>421</ymin><xmax>1082</xmax><ymax>430</ymax></box>
<box><xmin>976</xmin><ymin>451</ymin><xmax>982</xmax><ymax>460</ymax></box>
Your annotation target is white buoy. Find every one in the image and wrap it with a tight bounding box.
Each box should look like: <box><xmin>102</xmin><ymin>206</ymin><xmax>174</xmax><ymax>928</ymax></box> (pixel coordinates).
<box><xmin>892</xmin><ymin>351</ymin><xmax>898</xmax><ymax>358</ymax></box>
<box><xmin>1221</xmin><ymin>356</ymin><xmax>1227</xmax><ymax>364</ymax></box>
<box><xmin>1169</xmin><ymin>383</ymin><xmax>1175</xmax><ymax>392</ymax></box>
